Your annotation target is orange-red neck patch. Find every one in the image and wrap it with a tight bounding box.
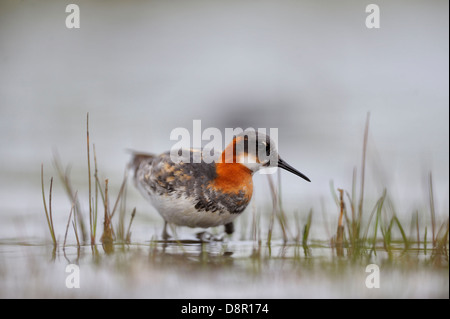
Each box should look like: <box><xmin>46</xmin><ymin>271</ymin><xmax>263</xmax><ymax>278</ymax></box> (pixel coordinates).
<box><xmin>209</xmin><ymin>162</ymin><xmax>253</xmax><ymax>198</ymax></box>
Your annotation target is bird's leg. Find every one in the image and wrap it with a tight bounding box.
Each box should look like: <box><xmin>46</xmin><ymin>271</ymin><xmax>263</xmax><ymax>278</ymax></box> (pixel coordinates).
<box><xmin>195</xmin><ymin>223</ymin><xmax>235</xmax><ymax>242</ymax></box>
<box><xmin>196</xmin><ymin>231</ymin><xmax>213</xmax><ymax>242</ymax></box>
<box><xmin>224</xmin><ymin>222</ymin><xmax>234</xmax><ymax>235</ymax></box>
<box><xmin>161</xmin><ymin>221</ymin><xmax>171</xmax><ymax>241</ymax></box>
<box><xmin>204</xmin><ymin>222</ymin><xmax>234</xmax><ymax>242</ymax></box>
<box><xmin>196</xmin><ymin>223</ymin><xmax>234</xmax><ymax>242</ymax></box>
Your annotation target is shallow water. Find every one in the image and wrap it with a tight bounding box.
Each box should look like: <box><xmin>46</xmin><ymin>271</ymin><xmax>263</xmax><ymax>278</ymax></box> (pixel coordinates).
<box><xmin>0</xmin><ymin>234</ymin><xmax>448</xmax><ymax>299</ymax></box>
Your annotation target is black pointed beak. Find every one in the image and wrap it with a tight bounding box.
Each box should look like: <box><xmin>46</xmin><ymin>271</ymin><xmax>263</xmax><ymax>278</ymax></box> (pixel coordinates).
<box><xmin>278</xmin><ymin>158</ymin><xmax>311</xmax><ymax>182</ymax></box>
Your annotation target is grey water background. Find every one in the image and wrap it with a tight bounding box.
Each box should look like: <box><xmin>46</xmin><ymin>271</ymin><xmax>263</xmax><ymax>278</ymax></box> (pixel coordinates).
<box><xmin>0</xmin><ymin>0</ymin><xmax>448</xmax><ymax>238</ymax></box>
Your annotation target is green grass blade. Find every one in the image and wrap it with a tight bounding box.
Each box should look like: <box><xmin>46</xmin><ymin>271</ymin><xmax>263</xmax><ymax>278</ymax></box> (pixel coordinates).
<box><xmin>41</xmin><ymin>164</ymin><xmax>56</xmax><ymax>246</ymax></box>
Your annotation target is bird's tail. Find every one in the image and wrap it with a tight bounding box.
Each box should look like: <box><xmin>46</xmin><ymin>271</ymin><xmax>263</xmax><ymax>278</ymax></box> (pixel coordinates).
<box><xmin>127</xmin><ymin>150</ymin><xmax>155</xmax><ymax>179</ymax></box>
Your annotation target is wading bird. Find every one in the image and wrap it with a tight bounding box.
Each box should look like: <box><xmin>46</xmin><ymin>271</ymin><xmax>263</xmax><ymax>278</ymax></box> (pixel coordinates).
<box><xmin>131</xmin><ymin>131</ymin><xmax>310</xmax><ymax>240</ymax></box>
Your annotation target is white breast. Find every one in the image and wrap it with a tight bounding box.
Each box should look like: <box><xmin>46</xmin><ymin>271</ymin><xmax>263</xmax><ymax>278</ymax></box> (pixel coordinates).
<box><xmin>147</xmin><ymin>192</ymin><xmax>239</xmax><ymax>228</ymax></box>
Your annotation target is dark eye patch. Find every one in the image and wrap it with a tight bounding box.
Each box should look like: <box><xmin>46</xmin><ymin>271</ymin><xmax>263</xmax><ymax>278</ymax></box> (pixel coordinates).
<box><xmin>243</xmin><ymin>135</ymin><xmax>249</xmax><ymax>154</ymax></box>
<box><xmin>234</xmin><ymin>134</ymin><xmax>271</xmax><ymax>159</ymax></box>
<box><xmin>265</xmin><ymin>138</ymin><xmax>271</xmax><ymax>156</ymax></box>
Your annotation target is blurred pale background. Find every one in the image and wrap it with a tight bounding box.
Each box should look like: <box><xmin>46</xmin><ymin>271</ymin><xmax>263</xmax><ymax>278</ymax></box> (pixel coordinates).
<box><xmin>0</xmin><ymin>0</ymin><xmax>448</xmax><ymax>236</ymax></box>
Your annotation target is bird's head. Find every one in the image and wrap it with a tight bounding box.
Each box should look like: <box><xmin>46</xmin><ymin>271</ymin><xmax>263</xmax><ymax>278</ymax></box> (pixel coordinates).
<box><xmin>222</xmin><ymin>131</ymin><xmax>310</xmax><ymax>182</ymax></box>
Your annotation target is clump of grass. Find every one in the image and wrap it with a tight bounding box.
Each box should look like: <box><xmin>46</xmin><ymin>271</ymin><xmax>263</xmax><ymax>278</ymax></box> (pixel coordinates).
<box><xmin>330</xmin><ymin>113</ymin><xmax>402</xmax><ymax>257</ymax></box>
<box><xmin>42</xmin><ymin>113</ymin><xmax>136</xmax><ymax>254</ymax></box>
<box><xmin>52</xmin><ymin>152</ymin><xmax>89</xmax><ymax>243</ymax></box>
<box><xmin>328</xmin><ymin>113</ymin><xmax>448</xmax><ymax>263</ymax></box>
